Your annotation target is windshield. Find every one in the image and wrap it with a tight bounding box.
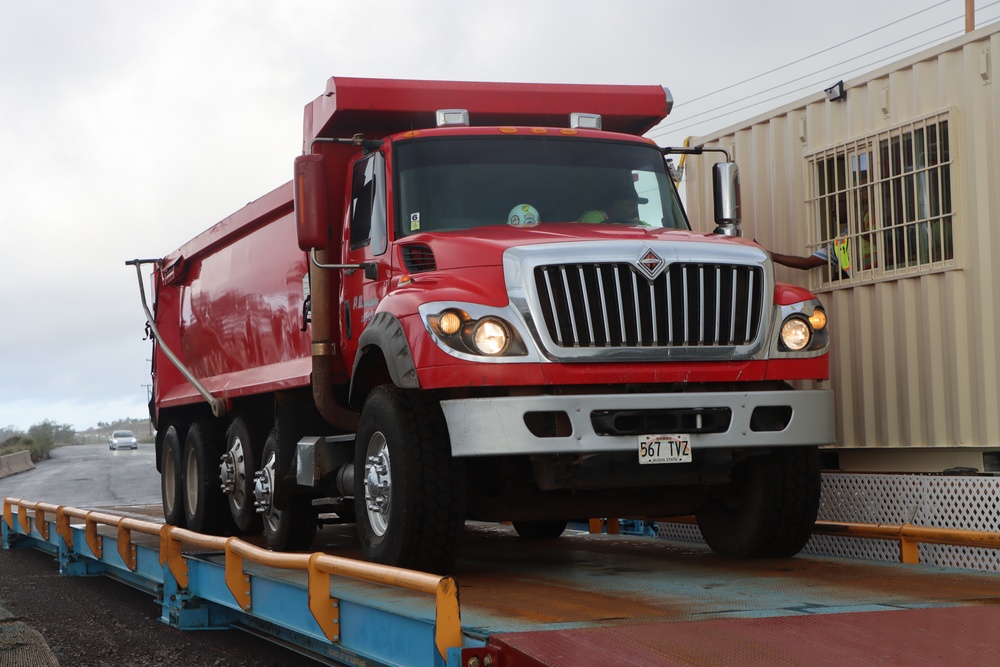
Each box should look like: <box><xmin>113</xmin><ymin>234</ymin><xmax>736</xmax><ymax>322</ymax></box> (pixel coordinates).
<box><xmin>395</xmin><ymin>135</ymin><xmax>687</xmax><ymax>235</ymax></box>
<box><xmin>113</xmin><ymin>431</ymin><xmax>135</xmax><ymax>438</ymax></box>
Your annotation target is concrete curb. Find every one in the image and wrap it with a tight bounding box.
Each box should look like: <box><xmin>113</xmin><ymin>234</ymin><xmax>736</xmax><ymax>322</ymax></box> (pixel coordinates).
<box><xmin>0</xmin><ymin>606</ymin><xmax>60</xmax><ymax>666</ymax></box>
<box><xmin>0</xmin><ymin>451</ymin><xmax>35</xmax><ymax>479</ymax></box>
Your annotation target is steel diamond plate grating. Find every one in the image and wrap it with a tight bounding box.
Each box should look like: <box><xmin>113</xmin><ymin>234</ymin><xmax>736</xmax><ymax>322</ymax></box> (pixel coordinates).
<box><xmin>656</xmin><ymin>472</ymin><xmax>1000</xmax><ymax>572</ymax></box>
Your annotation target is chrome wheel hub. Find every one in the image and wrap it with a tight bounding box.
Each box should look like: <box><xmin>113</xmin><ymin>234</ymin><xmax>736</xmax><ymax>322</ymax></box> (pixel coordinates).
<box><xmin>220</xmin><ymin>437</ymin><xmax>248</xmax><ymax>510</ymax></box>
<box><xmin>254</xmin><ymin>451</ymin><xmax>276</xmax><ymax>523</ymax></box>
<box><xmin>363</xmin><ymin>433</ymin><xmax>391</xmax><ymax>537</ymax></box>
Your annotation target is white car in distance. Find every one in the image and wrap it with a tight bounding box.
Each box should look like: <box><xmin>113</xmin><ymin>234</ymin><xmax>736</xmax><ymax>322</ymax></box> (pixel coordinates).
<box><xmin>108</xmin><ymin>430</ymin><xmax>138</xmax><ymax>450</ymax></box>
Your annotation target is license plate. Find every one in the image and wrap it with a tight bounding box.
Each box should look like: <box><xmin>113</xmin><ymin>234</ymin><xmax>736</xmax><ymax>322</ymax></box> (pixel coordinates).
<box><xmin>638</xmin><ymin>434</ymin><xmax>692</xmax><ymax>464</ymax></box>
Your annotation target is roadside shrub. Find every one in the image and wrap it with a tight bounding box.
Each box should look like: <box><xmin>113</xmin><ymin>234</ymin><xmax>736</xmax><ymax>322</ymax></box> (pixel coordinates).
<box><xmin>1</xmin><ymin>435</ymin><xmax>50</xmax><ymax>462</ymax></box>
<box><xmin>1</xmin><ymin>434</ymin><xmax>54</xmax><ymax>463</ymax></box>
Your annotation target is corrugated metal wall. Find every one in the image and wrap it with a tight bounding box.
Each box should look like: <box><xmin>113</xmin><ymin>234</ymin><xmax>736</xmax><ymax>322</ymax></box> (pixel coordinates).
<box><xmin>684</xmin><ymin>26</ymin><xmax>1000</xmax><ymax>451</ymax></box>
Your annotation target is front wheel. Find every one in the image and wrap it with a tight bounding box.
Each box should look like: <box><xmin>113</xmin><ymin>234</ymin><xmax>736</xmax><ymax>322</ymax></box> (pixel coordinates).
<box><xmin>696</xmin><ymin>446</ymin><xmax>821</xmax><ymax>559</ymax></box>
<box><xmin>355</xmin><ymin>386</ymin><xmax>465</xmax><ymax>573</ymax></box>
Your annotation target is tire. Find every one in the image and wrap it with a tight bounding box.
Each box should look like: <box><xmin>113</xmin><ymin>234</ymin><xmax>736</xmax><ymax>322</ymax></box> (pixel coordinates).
<box><xmin>260</xmin><ymin>430</ymin><xmax>318</xmax><ymax>551</ymax></box>
<box><xmin>696</xmin><ymin>446</ymin><xmax>821</xmax><ymax>559</ymax></box>
<box><xmin>512</xmin><ymin>520</ymin><xmax>568</xmax><ymax>540</ymax></box>
<box><xmin>160</xmin><ymin>424</ymin><xmax>187</xmax><ymax>527</ymax></box>
<box><xmin>222</xmin><ymin>416</ymin><xmax>265</xmax><ymax>533</ymax></box>
<box><xmin>355</xmin><ymin>386</ymin><xmax>466</xmax><ymax>573</ymax></box>
<box><xmin>182</xmin><ymin>420</ymin><xmax>234</xmax><ymax>534</ymax></box>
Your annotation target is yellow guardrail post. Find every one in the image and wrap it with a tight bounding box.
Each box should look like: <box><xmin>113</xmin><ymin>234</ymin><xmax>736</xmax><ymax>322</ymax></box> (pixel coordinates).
<box><xmin>435</xmin><ymin>576</ymin><xmax>461</xmax><ymax>662</ymax></box>
<box><xmin>17</xmin><ymin>501</ymin><xmax>30</xmax><ymax>536</ymax></box>
<box><xmin>308</xmin><ymin>552</ymin><xmax>341</xmax><ymax>642</ymax></box>
<box><xmin>84</xmin><ymin>512</ymin><xmax>102</xmax><ymax>559</ymax></box>
<box><xmin>225</xmin><ymin>537</ymin><xmax>251</xmax><ymax>611</ymax></box>
<box><xmin>55</xmin><ymin>506</ymin><xmax>73</xmax><ymax>549</ymax></box>
<box><xmin>35</xmin><ymin>504</ymin><xmax>49</xmax><ymax>541</ymax></box>
<box><xmin>2</xmin><ymin>498</ymin><xmax>13</xmax><ymax>531</ymax></box>
<box><xmin>897</xmin><ymin>524</ymin><xmax>919</xmax><ymax>564</ymax></box>
<box><xmin>159</xmin><ymin>525</ymin><xmax>188</xmax><ymax>588</ymax></box>
<box><xmin>117</xmin><ymin>519</ymin><xmax>137</xmax><ymax>571</ymax></box>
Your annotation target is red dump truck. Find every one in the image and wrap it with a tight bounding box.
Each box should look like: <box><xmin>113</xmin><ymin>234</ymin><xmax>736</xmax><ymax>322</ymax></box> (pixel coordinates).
<box><xmin>129</xmin><ymin>77</ymin><xmax>835</xmax><ymax>573</ymax></box>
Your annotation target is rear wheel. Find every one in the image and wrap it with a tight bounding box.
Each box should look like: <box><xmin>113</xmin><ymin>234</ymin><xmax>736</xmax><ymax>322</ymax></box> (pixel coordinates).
<box><xmin>696</xmin><ymin>446</ymin><xmax>821</xmax><ymax>558</ymax></box>
<box><xmin>258</xmin><ymin>430</ymin><xmax>318</xmax><ymax>551</ymax></box>
<box><xmin>182</xmin><ymin>420</ymin><xmax>234</xmax><ymax>534</ymax></box>
<box><xmin>512</xmin><ymin>520</ymin><xmax>568</xmax><ymax>540</ymax></box>
<box><xmin>221</xmin><ymin>416</ymin><xmax>264</xmax><ymax>533</ymax></box>
<box><xmin>355</xmin><ymin>386</ymin><xmax>466</xmax><ymax>573</ymax></box>
<box><xmin>160</xmin><ymin>424</ymin><xmax>187</xmax><ymax>527</ymax></box>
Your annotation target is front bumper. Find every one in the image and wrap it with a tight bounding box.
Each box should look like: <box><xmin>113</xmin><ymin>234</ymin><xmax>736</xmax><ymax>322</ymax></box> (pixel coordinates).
<box><xmin>441</xmin><ymin>389</ymin><xmax>834</xmax><ymax>457</ymax></box>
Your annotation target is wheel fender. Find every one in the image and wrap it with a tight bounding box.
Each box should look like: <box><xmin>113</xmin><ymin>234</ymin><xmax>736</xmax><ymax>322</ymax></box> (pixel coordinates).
<box><xmin>350</xmin><ymin>312</ymin><xmax>419</xmax><ymax>404</ymax></box>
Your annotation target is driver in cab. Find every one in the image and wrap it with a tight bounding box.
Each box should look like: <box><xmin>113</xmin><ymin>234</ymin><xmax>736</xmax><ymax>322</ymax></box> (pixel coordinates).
<box><xmin>578</xmin><ymin>187</ymin><xmax>647</xmax><ymax>225</ymax></box>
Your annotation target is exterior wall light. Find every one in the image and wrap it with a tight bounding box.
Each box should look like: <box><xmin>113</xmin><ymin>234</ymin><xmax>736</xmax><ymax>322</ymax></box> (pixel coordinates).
<box><xmin>824</xmin><ymin>80</ymin><xmax>846</xmax><ymax>102</ymax></box>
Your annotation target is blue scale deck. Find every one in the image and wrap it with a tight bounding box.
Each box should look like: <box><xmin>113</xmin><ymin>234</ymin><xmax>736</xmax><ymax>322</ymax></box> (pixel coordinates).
<box><xmin>6</xmin><ymin>505</ymin><xmax>1000</xmax><ymax>665</ymax></box>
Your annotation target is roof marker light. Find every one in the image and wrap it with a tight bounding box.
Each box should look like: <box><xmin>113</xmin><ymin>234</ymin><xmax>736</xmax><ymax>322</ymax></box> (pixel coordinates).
<box><xmin>570</xmin><ymin>112</ymin><xmax>602</xmax><ymax>130</ymax></box>
<box><xmin>436</xmin><ymin>109</ymin><xmax>470</xmax><ymax>127</ymax></box>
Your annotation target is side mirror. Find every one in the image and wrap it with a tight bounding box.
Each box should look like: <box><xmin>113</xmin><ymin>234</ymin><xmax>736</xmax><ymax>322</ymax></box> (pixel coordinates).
<box><xmin>294</xmin><ymin>154</ymin><xmax>330</xmax><ymax>251</ymax></box>
<box><xmin>712</xmin><ymin>162</ymin><xmax>742</xmax><ymax>236</ymax></box>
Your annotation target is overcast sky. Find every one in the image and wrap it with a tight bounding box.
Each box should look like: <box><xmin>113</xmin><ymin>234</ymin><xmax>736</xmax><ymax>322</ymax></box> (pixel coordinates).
<box><xmin>0</xmin><ymin>1</ymin><xmax>991</xmax><ymax>431</ymax></box>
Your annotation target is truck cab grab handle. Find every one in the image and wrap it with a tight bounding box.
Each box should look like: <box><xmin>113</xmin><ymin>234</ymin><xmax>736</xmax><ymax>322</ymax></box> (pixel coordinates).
<box><xmin>309</xmin><ymin>249</ymin><xmax>378</xmax><ymax>280</ymax></box>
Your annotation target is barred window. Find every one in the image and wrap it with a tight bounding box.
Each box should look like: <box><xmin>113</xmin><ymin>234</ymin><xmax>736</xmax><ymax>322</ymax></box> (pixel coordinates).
<box><xmin>806</xmin><ymin>113</ymin><xmax>954</xmax><ymax>286</ymax></box>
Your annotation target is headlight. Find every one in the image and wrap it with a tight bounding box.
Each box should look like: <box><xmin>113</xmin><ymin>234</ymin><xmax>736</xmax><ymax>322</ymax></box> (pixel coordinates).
<box><xmin>773</xmin><ymin>300</ymin><xmax>828</xmax><ymax>355</ymax></box>
<box><xmin>780</xmin><ymin>318</ymin><xmax>811</xmax><ymax>351</ymax></box>
<box><xmin>424</xmin><ymin>306</ymin><xmax>527</xmax><ymax>358</ymax></box>
<box><xmin>472</xmin><ymin>319</ymin><xmax>509</xmax><ymax>355</ymax></box>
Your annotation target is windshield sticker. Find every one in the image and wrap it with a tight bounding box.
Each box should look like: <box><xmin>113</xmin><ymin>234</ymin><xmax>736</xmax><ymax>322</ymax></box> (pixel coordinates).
<box><xmin>410</xmin><ymin>212</ymin><xmax>421</xmax><ymax>231</ymax></box>
<box><xmin>507</xmin><ymin>203</ymin><xmax>539</xmax><ymax>228</ymax></box>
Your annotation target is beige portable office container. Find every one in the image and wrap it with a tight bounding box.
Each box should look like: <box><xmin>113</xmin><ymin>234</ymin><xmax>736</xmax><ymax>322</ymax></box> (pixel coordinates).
<box><xmin>683</xmin><ymin>24</ymin><xmax>1000</xmax><ymax>473</ymax></box>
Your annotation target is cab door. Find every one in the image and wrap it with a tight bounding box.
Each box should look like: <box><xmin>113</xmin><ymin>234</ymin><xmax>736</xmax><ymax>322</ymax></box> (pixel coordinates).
<box><xmin>340</xmin><ymin>151</ymin><xmax>390</xmax><ymax>366</ymax></box>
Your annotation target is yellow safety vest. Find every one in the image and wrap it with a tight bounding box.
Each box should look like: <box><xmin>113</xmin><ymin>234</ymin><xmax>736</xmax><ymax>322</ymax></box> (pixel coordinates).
<box><xmin>834</xmin><ymin>236</ymin><xmax>851</xmax><ymax>273</ymax></box>
<box><xmin>833</xmin><ymin>234</ymin><xmax>875</xmax><ymax>275</ymax></box>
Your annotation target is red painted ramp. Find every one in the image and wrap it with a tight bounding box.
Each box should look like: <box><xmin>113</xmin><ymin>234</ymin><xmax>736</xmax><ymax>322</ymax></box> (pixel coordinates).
<box><xmin>490</xmin><ymin>604</ymin><xmax>1000</xmax><ymax>666</ymax></box>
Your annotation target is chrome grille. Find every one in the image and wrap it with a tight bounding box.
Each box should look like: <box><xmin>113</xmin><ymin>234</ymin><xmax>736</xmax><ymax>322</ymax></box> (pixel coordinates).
<box><xmin>534</xmin><ymin>262</ymin><xmax>764</xmax><ymax>348</ymax></box>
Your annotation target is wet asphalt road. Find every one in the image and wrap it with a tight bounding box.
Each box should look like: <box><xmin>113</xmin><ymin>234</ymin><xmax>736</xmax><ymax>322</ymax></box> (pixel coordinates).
<box><xmin>0</xmin><ymin>443</ymin><xmax>161</xmax><ymax>508</ymax></box>
<box><xmin>0</xmin><ymin>444</ymin><xmax>327</xmax><ymax>666</ymax></box>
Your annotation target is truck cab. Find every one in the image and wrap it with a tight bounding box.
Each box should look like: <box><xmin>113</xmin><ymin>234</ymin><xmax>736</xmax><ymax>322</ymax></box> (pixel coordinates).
<box><xmin>293</xmin><ymin>78</ymin><xmax>833</xmax><ymax>571</ymax></box>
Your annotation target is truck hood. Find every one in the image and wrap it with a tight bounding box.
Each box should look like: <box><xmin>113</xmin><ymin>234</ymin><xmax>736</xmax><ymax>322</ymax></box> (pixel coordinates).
<box><xmin>396</xmin><ymin>223</ymin><xmax>757</xmax><ymax>273</ymax></box>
